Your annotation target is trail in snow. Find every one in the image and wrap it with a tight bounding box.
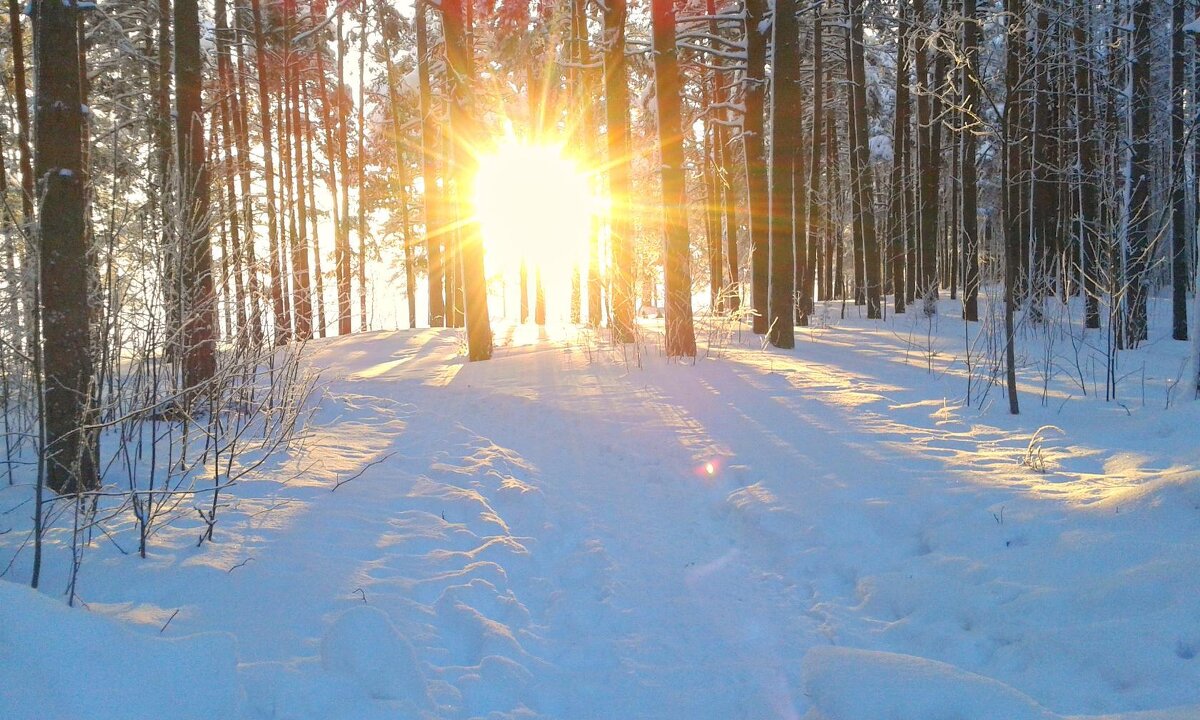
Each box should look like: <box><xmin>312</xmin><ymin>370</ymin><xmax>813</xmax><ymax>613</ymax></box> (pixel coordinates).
<box><xmin>3</xmin><ymin>312</ymin><xmax>1199</xmax><ymax>720</ymax></box>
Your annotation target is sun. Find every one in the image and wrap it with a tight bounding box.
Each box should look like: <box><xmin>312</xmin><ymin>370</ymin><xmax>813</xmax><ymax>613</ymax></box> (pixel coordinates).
<box><xmin>473</xmin><ymin>141</ymin><xmax>597</xmax><ymax>284</ymax></box>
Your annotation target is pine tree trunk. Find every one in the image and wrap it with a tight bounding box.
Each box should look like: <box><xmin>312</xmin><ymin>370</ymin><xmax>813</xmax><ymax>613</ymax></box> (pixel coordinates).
<box><xmin>744</xmin><ymin>0</ymin><xmax>771</xmax><ymax>334</ymax></box>
<box><xmin>442</xmin><ymin>0</ymin><xmax>492</xmax><ymax>359</ymax></box>
<box><xmin>215</xmin><ymin>0</ymin><xmax>248</xmax><ymax>341</ymax></box>
<box><xmin>651</xmin><ymin>0</ymin><xmax>697</xmax><ymax>357</ymax></box>
<box><xmin>379</xmin><ymin>3</ymin><xmax>418</xmax><ymax>330</ymax></box>
<box><xmin>961</xmin><ymin>0</ymin><xmax>982</xmax><ymax>322</ymax></box>
<box><xmin>335</xmin><ymin>12</ymin><xmax>353</xmax><ymax>335</ymax></box>
<box><xmin>1075</xmin><ymin>5</ymin><xmax>1100</xmax><ymax>330</ymax></box>
<box><xmin>250</xmin><ymin>0</ymin><xmax>291</xmax><ymax>344</ymax></box>
<box><xmin>34</xmin><ymin>0</ymin><xmax>98</xmax><ymax>493</ymax></box>
<box><xmin>603</xmin><ymin>0</ymin><xmax>635</xmax><ymax>342</ymax></box>
<box><xmin>889</xmin><ymin>0</ymin><xmax>911</xmax><ymax>315</ymax></box>
<box><xmin>912</xmin><ymin>0</ymin><xmax>938</xmax><ymax>302</ymax></box>
<box><xmin>285</xmin><ymin>2</ymin><xmax>313</xmax><ymax>340</ymax></box>
<box><xmin>848</xmin><ymin>0</ymin><xmax>881</xmax><ymax>318</ymax></box>
<box><xmin>175</xmin><ymin>0</ymin><xmax>217</xmax><ymax>392</ymax></box>
<box><xmin>1125</xmin><ymin>0</ymin><xmax>1152</xmax><ymax>347</ymax></box>
<box><xmin>357</xmin><ymin>0</ymin><xmax>369</xmax><ymax>332</ymax></box>
<box><xmin>231</xmin><ymin>0</ymin><xmax>264</xmax><ymax>346</ymax></box>
<box><xmin>804</xmin><ymin>10</ymin><xmax>826</xmax><ymax>323</ymax></box>
<box><xmin>767</xmin><ymin>0</ymin><xmax>800</xmax><ymax>348</ymax></box>
<box><xmin>300</xmin><ymin>82</ymin><xmax>328</xmax><ymax>338</ymax></box>
<box><xmin>1003</xmin><ymin>0</ymin><xmax>1023</xmax><ymax>414</ymax></box>
<box><xmin>519</xmin><ymin>259</ymin><xmax>529</xmax><ymax>322</ymax></box>
<box><xmin>417</xmin><ymin>0</ymin><xmax>446</xmax><ymax>327</ymax></box>
<box><xmin>7</xmin><ymin>0</ymin><xmax>34</xmax><ymax>229</ymax></box>
<box><xmin>1172</xmin><ymin>0</ymin><xmax>1189</xmax><ymax>341</ymax></box>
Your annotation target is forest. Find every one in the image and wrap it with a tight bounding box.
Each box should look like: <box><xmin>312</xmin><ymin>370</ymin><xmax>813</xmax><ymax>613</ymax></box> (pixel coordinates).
<box><xmin>2</xmin><ymin>0</ymin><xmax>1200</xmax><ymax>718</ymax></box>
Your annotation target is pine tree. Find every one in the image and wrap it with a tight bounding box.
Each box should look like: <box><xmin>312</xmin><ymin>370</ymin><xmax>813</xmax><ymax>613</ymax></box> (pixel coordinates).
<box><xmin>651</xmin><ymin>0</ymin><xmax>697</xmax><ymax>357</ymax></box>
<box><xmin>33</xmin><ymin>0</ymin><xmax>98</xmax><ymax>493</ymax></box>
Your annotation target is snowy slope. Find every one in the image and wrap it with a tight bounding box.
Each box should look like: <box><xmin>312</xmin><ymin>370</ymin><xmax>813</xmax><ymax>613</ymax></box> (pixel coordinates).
<box><xmin>2</xmin><ymin>304</ymin><xmax>1199</xmax><ymax>719</ymax></box>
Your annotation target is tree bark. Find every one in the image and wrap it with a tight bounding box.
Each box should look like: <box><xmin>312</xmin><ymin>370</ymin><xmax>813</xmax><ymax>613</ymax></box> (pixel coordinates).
<box><xmin>175</xmin><ymin>0</ymin><xmax>217</xmax><ymax>391</ymax></box>
<box><xmin>442</xmin><ymin>0</ymin><xmax>492</xmax><ymax>359</ymax></box>
<box><xmin>1172</xmin><ymin>0</ymin><xmax>1189</xmax><ymax>341</ymax></box>
<box><xmin>603</xmin><ymin>0</ymin><xmax>635</xmax><ymax>341</ymax></box>
<box><xmin>250</xmin><ymin>0</ymin><xmax>291</xmax><ymax>344</ymax></box>
<box><xmin>1125</xmin><ymin>0</ymin><xmax>1152</xmax><ymax>347</ymax></box>
<box><xmin>1003</xmin><ymin>0</ymin><xmax>1023</xmax><ymax>413</ymax></box>
<box><xmin>285</xmin><ymin>0</ymin><xmax>313</xmax><ymax>340</ymax></box>
<box><xmin>848</xmin><ymin>0</ymin><xmax>881</xmax><ymax>318</ymax></box>
<box><xmin>744</xmin><ymin>0</ymin><xmax>771</xmax><ymax>334</ymax></box>
<box><xmin>7</xmin><ymin>0</ymin><xmax>34</xmax><ymax>228</ymax></box>
<box><xmin>961</xmin><ymin>0</ymin><xmax>981</xmax><ymax>322</ymax></box>
<box><xmin>33</xmin><ymin>0</ymin><xmax>98</xmax><ymax>493</ymax></box>
<box><xmin>651</xmin><ymin>0</ymin><xmax>697</xmax><ymax>357</ymax></box>
<box><xmin>416</xmin><ymin>0</ymin><xmax>446</xmax><ymax>327</ymax></box>
<box><xmin>767</xmin><ymin>0</ymin><xmax>800</xmax><ymax>348</ymax></box>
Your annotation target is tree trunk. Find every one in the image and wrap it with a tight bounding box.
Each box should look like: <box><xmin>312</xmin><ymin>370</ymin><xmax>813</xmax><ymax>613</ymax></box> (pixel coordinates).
<box><xmin>250</xmin><ymin>0</ymin><xmax>290</xmax><ymax>344</ymax></box>
<box><xmin>336</xmin><ymin>12</ymin><xmax>353</xmax><ymax>335</ymax></box>
<box><xmin>1125</xmin><ymin>0</ymin><xmax>1152</xmax><ymax>347</ymax></box>
<box><xmin>231</xmin><ymin>0</ymin><xmax>264</xmax><ymax>346</ymax></box>
<box><xmin>7</xmin><ymin>0</ymin><xmax>34</xmax><ymax>228</ymax></box>
<box><xmin>300</xmin><ymin>81</ymin><xmax>328</xmax><ymax>337</ymax></box>
<box><xmin>961</xmin><ymin>0</ymin><xmax>981</xmax><ymax>322</ymax></box>
<box><xmin>1172</xmin><ymin>0</ymin><xmax>1189</xmax><ymax>341</ymax></box>
<box><xmin>1003</xmin><ymin>0</ymin><xmax>1023</xmax><ymax>414</ymax></box>
<box><xmin>913</xmin><ymin>0</ymin><xmax>939</xmax><ymax>302</ymax></box>
<box><xmin>416</xmin><ymin>0</ymin><xmax>446</xmax><ymax>327</ymax></box>
<box><xmin>1075</xmin><ymin>7</ymin><xmax>1100</xmax><ymax>330</ymax></box>
<box><xmin>215</xmin><ymin>0</ymin><xmax>248</xmax><ymax>341</ymax></box>
<box><xmin>33</xmin><ymin>0</ymin><xmax>98</xmax><ymax>493</ymax></box>
<box><xmin>767</xmin><ymin>0</ymin><xmax>800</xmax><ymax>348</ymax></box>
<box><xmin>888</xmin><ymin>1</ymin><xmax>911</xmax><ymax>315</ymax></box>
<box><xmin>848</xmin><ymin>0</ymin><xmax>881</xmax><ymax>318</ymax></box>
<box><xmin>804</xmin><ymin>10</ymin><xmax>826</xmax><ymax>324</ymax></box>
<box><xmin>603</xmin><ymin>0</ymin><xmax>635</xmax><ymax>342</ymax></box>
<box><xmin>442</xmin><ymin>0</ymin><xmax>492</xmax><ymax>359</ymax></box>
<box><xmin>744</xmin><ymin>0</ymin><xmax>770</xmax><ymax>334</ymax></box>
<box><xmin>175</xmin><ymin>0</ymin><xmax>217</xmax><ymax>391</ymax></box>
<box><xmin>285</xmin><ymin>0</ymin><xmax>313</xmax><ymax>340</ymax></box>
<box><xmin>379</xmin><ymin>3</ymin><xmax>418</xmax><ymax>329</ymax></box>
<box><xmin>651</xmin><ymin>0</ymin><xmax>697</xmax><ymax>357</ymax></box>
<box><xmin>357</xmin><ymin>0</ymin><xmax>369</xmax><ymax>332</ymax></box>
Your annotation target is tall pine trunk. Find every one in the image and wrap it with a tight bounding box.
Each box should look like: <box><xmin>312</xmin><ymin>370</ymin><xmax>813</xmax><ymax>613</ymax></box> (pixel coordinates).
<box><xmin>1002</xmin><ymin>0</ymin><xmax>1023</xmax><ymax>413</ymax></box>
<box><xmin>175</xmin><ymin>0</ymin><xmax>217</xmax><ymax>391</ymax></box>
<box><xmin>603</xmin><ymin>0</ymin><xmax>635</xmax><ymax>341</ymax></box>
<box><xmin>1172</xmin><ymin>0</ymin><xmax>1189</xmax><ymax>341</ymax></box>
<box><xmin>744</xmin><ymin>0</ymin><xmax>770</xmax><ymax>334</ymax></box>
<box><xmin>250</xmin><ymin>0</ymin><xmax>290</xmax><ymax>344</ymax></box>
<box><xmin>889</xmin><ymin>1</ymin><xmax>911</xmax><ymax>315</ymax></box>
<box><xmin>33</xmin><ymin>0</ymin><xmax>97</xmax><ymax>493</ymax></box>
<box><xmin>442</xmin><ymin>0</ymin><xmax>492</xmax><ymax>359</ymax></box>
<box><xmin>961</xmin><ymin>0</ymin><xmax>981</xmax><ymax>322</ymax></box>
<box><xmin>285</xmin><ymin>0</ymin><xmax>313</xmax><ymax>340</ymax></box>
<box><xmin>1125</xmin><ymin>0</ymin><xmax>1152</xmax><ymax>347</ymax></box>
<box><xmin>767</xmin><ymin>0</ymin><xmax>800</xmax><ymax>349</ymax></box>
<box><xmin>651</xmin><ymin>0</ymin><xmax>697</xmax><ymax>357</ymax></box>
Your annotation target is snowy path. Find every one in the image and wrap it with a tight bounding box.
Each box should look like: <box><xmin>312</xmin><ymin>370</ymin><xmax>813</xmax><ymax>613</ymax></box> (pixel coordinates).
<box><xmin>5</xmin><ymin>320</ymin><xmax>1199</xmax><ymax>720</ymax></box>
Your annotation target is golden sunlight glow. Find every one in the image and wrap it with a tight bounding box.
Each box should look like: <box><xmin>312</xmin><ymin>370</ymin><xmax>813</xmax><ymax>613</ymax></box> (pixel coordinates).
<box><xmin>473</xmin><ymin>142</ymin><xmax>597</xmax><ymax>283</ymax></box>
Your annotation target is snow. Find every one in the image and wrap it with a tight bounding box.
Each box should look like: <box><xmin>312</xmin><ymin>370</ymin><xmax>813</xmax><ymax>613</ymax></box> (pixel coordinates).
<box><xmin>2</xmin><ymin>298</ymin><xmax>1200</xmax><ymax>718</ymax></box>
<box><xmin>0</xmin><ymin>580</ymin><xmax>238</xmax><ymax>720</ymax></box>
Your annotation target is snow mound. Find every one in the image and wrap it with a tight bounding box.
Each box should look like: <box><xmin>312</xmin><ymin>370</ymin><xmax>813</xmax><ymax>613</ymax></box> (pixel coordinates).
<box><xmin>801</xmin><ymin>646</ymin><xmax>1056</xmax><ymax>720</ymax></box>
<box><xmin>319</xmin><ymin>605</ymin><xmax>429</xmax><ymax>705</ymax></box>
<box><xmin>0</xmin><ymin>579</ymin><xmax>237</xmax><ymax>720</ymax></box>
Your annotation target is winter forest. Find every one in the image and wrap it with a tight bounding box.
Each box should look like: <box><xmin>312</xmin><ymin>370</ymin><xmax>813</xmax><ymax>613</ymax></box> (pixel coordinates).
<box><xmin>2</xmin><ymin>0</ymin><xmax>1200</xmax><ymax>717</ymax></box>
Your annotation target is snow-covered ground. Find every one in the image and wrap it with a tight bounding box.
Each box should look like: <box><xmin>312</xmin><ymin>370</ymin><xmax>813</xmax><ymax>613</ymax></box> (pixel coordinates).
<box><xmin>3</xmin><ymin>297</ymin><xmax>1199</xmax><ymax>719</ymax></box>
